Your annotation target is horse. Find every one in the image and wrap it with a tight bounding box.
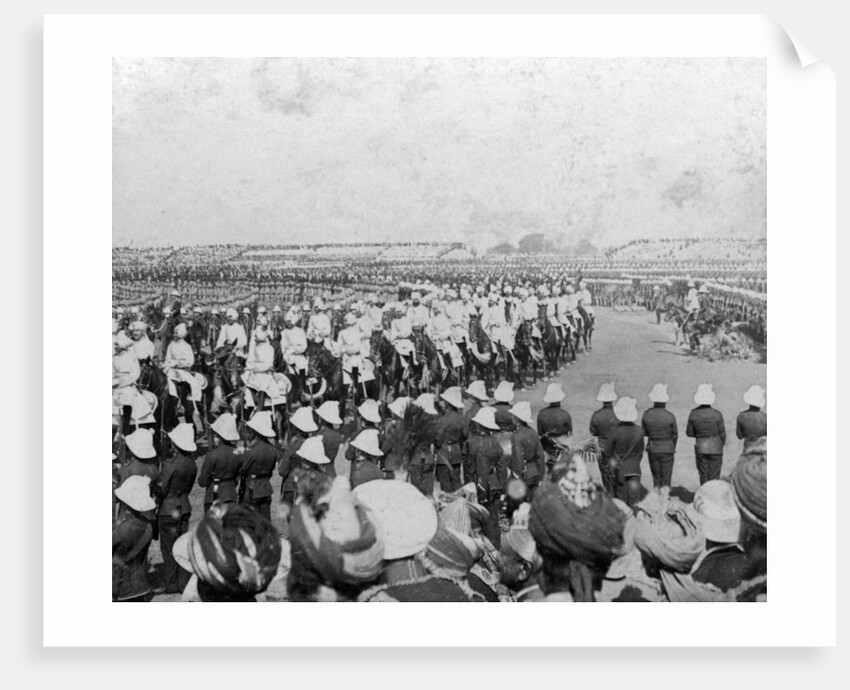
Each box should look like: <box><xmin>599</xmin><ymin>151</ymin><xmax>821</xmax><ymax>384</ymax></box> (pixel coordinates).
<box><xmin>133</xmin><ymin>357</ymin><xmax>170</xmax><ymax>450</ymax></box>
<box><xmin>140</xmin><ymin>300</ymin><xmax>174</xmax><ymax>361</ymax></box>
<box><xmin>410</xmin><ymin>327</ymin><xmax>442</xmax><ymax>396</ymax></box>
<box><xmin>303</xmin><ymin>339</ymin><xmax>345</xmax><ymax>411</ymax></box>
<box><xmin>513</xmin><ymin>320</ymin><xmax>542</xmax><ymax>389</ymax></box>
<box><xmin>664</xmin><ymin>300</ymin><xmax>714</xmax><ymax>350</ymax></box>
<box><xmin>537</xmin><ymin>308</ymin><xmax>562</xmax><ymax>379</ymax></box>
<box><xmin>578</xmin><ymin>306</ymin><xmax>595</xmax><ymax>352</ymax></box>
<box><xmin>466</xmin><ymin>315</ymin><xmax>495</xmax><ymax>388</ymax></box>
<box><xmin>370</xmin><ymin>329</ymin><xmax>400</xmax><ymax>402</ymax></box>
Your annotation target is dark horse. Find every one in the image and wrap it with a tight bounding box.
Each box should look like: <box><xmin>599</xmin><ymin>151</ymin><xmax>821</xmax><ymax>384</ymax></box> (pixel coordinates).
<box><xmin>513</xmin><ymin>320</ymin><xmax>543</xmax><ymax>389</ymax></box>
<box><xmin>466</xmin><ymin>315</ymin><xmax>495</xmax><ymax>389</ymax></box>
<box><xmin>133</xmin><ymin>357</ymin><xmax>169</xmax><ymax>452</ymax></box>
<box><xmin>303</xmin><ymin>340</ymin><xmax>344</xmax><ymax>411</ymax></box>
<box><xmin>371</xmin><ymin>329</ymin><xmax>400</xmax><ymax>402</ymax></box>
<box><xmin>577</xmin><ymin>306</ymin><xmax>595</xmax><ymax>353</ymax></box>
<box><xmin>536</xmin><ymin>308</ymin><xmax>562</xmax><ymax>379</ymax></box>
<box><xmin>664</xmin><ymin>300</ymin><xmax>717</xmax><ymax>351</ymax></box>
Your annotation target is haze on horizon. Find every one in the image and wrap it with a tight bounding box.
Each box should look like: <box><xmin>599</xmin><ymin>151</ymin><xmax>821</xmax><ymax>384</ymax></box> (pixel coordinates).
<box><xmin>113</xmin><ymin>57</ymin><xmax>766</xmax><ymax>251</ymax></box>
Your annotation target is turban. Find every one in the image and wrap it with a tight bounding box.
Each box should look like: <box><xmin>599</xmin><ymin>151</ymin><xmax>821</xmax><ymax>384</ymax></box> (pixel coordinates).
<box><xmin>416</xmin><ymin>525</ymin><xmax>483</xmax><ymax>579</ymax></box>
<box><xmin>633</xmin><ymin>492</ymin><xmax>703</xmax><ymax>573</ymax></box>
<box><xmin>730</xmin><ymin>441</ymin><xmax>767</xmax><ymax>529</ymax></box>
<box><xmin>188</xmin><ymin>504</ymin><xmax>282</xmax><ymax>596</ymax></box>
<box><xmin>288</xmin><ymin>477</ymin><xmax>384</xmax><ymax>589</ymax></box>
<box><xmin>439</xmin><ymin>497</ymin><xmax>474</xmax><ymax>536</ymax></box>
<box><xmin>529</xmin><ymin>480</ymin><xmax>626</xmax><ymax>565</ymax></box>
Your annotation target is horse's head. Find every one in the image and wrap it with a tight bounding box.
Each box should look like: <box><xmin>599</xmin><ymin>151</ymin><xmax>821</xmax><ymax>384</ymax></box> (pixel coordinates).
<box><xmin>515</xmin><ymin>322</ymin><xmax>531</xmax><ymax>347</ymax></box>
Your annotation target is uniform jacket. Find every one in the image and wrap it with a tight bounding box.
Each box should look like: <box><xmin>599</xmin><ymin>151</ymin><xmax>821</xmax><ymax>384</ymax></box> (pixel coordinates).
<box><xmin>408</xmin><ymin>424</ymin><xmax>437</xmax><ymax>467</ymax></box>
<box><xmin>510</xmin><ymin>425</ymin><xmax>546</xmax><ymax>481</ymax></box>
<box><xmin>198</xmin><ymin>443</ymin><xmax>243</xmax><ymax>505</ymax></box>
<box><xmin>345</xmin><ymin>423</ymin><xmax>381</xmax><ymax>462</ymax></box>
<box><xmin>119</xmin><ymin>459</ymin><xmax>160</xmax><ymax>489</ymax></box>
<box><xmin>493</xmin><ymin>402</ymin><xmax>516</xmax><ymax>433</ymax></box>
<box><xmin>131</xmin><ymin>337</ymin><xmax>155</xmax><ymax>363</ymax></box>
<box><xmin>736</xmin><ymin>408</ymin><xmax>767</xmax><ymax>442</ymax></box>
<box><xmin>112</xmin><ymin>513</ymin><xmax>153</xmax><ymax>601</ymax></box>
<box><xmin>589</xmin><ymin>404</ymin><xmax>619</xmax><ymax>451</ymax></box>
<box><xmin>216</xmin><ymin>322</ymin><xmax>248</xmax><ymax>356</ymax></box>
<box><xmin>380</xmin><ymin>419</ymin><xmax>405</xmax><ymax>472</ymax></box>
<box><xmin>157</xmin><ymin>452</ymin><xmax>197</xmax><ymax>518</ymax></box>
<box><xmin>605</xmin><ymin>422</ymin><xmax>645</xmax><ymax>462</ymax></box>
<box><xmin>164</xmin><ymin>340</ymin><xmax>194</xmax><ymax>370</ymax></box>
<box><xmin>320</xmin><ymin>426</ymin><xmax>344</xmax><ymax>472</ymax></box>
<box><xmin>537</xmin><ymin>405</ymin><xmax>572</xmax><ymax>452</ymax></box>
<box><xmin>686</xmin><ymin>406</ymin><xmax>726</xmax><ymax>455</ymax></box>
<box><xmin>348</xmin><ymin>454</ymin><xmax>383</xmax><ymax>488</ymax></box>
<box><xmin>470</xmin><ymin>433</ymin><xmax>507</xmax><ymax>500</ymax></box>
<box><xmin>435</xmin><ymin>409</ymin><xmax>467</xmax><ymax>466</ymax></box>
<box><xmin>278</xmin><ymin>433</ymin><xmax>308</xmax><ymax>495</ymax></box>
<box><xmin>407</xmin><ymin>304</ymin><xmax>430</xmax><ymax>329</ymax></box>
<box><xmin>464</xmin><ymin>402</ymin><xmax>484</xmax><ymax>436</ymax></box>
<box><xmin>112</xmin><ymin>351</ymin><xmax>140</xmax><ymax>389</ymax></box>
<box><xmin>280</xmin><ymin>326</ymin><xmax>308</xmax><ymax>354</ymax></box>
<box><xmin>240</xmin><ymin>438</ymin><xmax>280</xmax><ymax>500</ymax></box>
<box><xmin>641</xmin><ymin>404</ymin><xmax>679</xmax><ymax>454</ymax></box>
<box><xmin>390</xmin><ymin>316</ymin><xmax>413</xmax><ymax>340</ymax></box>
<box><xmin>246</xmin><ymin>341</ymin><xmax>275</xmax><ymax>373</ymax></box>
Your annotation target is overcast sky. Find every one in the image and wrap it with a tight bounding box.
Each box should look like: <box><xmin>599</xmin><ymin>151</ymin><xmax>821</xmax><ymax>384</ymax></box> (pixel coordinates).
<box><xmin>113</xmin><ymin>57</ymin><xmax>765</xmax><ymax>250</ymax></box>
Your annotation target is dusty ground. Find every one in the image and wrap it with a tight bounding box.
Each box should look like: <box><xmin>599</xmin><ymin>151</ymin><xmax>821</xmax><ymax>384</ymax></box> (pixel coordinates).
<box><xmin>144</xmin><ymin>306</ymin><xmax>765</xmax><ymax>600</ymax></box>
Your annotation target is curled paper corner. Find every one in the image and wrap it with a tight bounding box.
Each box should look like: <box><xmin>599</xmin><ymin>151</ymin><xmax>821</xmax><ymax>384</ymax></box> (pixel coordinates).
<box><xmin>766</xmin><ymin>15</ymin><xmax>825</xmax><ymax>69</ymax></box>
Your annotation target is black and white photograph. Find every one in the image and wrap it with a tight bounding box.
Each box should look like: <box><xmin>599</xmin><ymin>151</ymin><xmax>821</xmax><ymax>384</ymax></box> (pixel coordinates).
<box><xmin>109</xmin><ymin>56</ymin><xmax>768</xmax><ymax>604</ymax></box>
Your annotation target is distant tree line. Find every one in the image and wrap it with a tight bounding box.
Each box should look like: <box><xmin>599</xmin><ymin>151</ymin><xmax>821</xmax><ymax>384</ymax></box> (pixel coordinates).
<box><xmin>488</xmin><ymin>233</ymin><xmax>599</xmax><ymax>257</ymax></box>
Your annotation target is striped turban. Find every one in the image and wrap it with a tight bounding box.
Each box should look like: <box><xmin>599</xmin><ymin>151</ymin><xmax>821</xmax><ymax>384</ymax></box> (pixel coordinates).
<box><xmin>288</xmin><ymin>477</ymin><xmax>384</xmax><ymax>591</ymax></box>
<box><xmin>416</xmin><ymin>525</ymin><xmax>483</xmax><ymax>579</ymax></box>
<box><xmin>188</xmin><ymin>503</ymin><xmax>282</xmax><ymax>596</ymax></box>
<box><xmin>529</xmin><ymin>480</ymin><xmax>626</xmax><ymax>566</ymax></box>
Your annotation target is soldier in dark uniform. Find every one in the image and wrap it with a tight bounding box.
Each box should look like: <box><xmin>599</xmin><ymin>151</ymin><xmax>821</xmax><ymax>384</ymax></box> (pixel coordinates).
<box><xmin>435</xmin><ymin>387</ymin><xmax>468</xmax><ymax>492</ymax></box>
<box><xmin>468</xmin><ymin>406</ymin><xmax>507</xmax><ymax>548</ymax></box>
<box><xmin>462</xmin><ymin>381</ymin><xmax>490</xmax><ymax>484</ymax></box>
<box><xmin>508</xmin><ymin>401</ymin><xmax>546</xmax><ymax>515</ymax></box>
<box><xmin>536</xmin><ymin>382</ymin><xmax>572</xmax><ymax>474</ymax></box>
<box><xmin>113</xmin><ymin>476</ymin><xmax>156</xmax><ymax>602</ymax></box>
<box><xmin>737</xmin><ymin>385</ymin><xmax>767</xmax><ymax>453</ymax></box>
<box><xmin>606</xmin><ymin>397</ymin><xmax>645</xmax><ymax>507</ymax></box>
<box><xmin>380</xmin><ymin>396</ymin><xmax>410</xmax><ymax>480</ymax></box>
<box><xmin>641</xmin><ymin>383</ymin><xmax>678</xmax><ymax>489</ymax></box>
<box><xmin>344</xmin><ymin>399</ymin><xmax>382</xmax><ymax>464</ymax></box>
<box><xmin>278</xmin><ymin>406</ymin><xmax>318</xmax><ymax>511</ymax></box>
<box><xmin>119</xmin><ymin>428</ymin><xmax>160</xmax><ymax>489</ymax></box>
<box><xmin>407</xmin><ymin>394</ymin><xmax>439</xmax><ymax>497</ymax></box>
<box><xmin>198</xmin><ymin>413</ymin><xmax>243</xmax><ymax>512</ymax></box>
<box><xmin>686</xmin><ymin>384</ymin><xmax>726</xmax><ymax>485</ymax></box>
<box><xmin>239</xmin><ymin>412</ymin><xmax>280</xmax><ymax>521</ymax></box>
<box><xmin>347</xmin><ymin>429</ymin><xmax>386</xmax><ymax>488</ymax></box>
<box><xmin>589</xmin><ymin>383</ymin><xmax>619</xmax><ymax>495</ymax></box>
<box><xmin>156</xmin><ymin>423</ymin><xmax>198</xmax><ymax>594</ymax></box>
<box><xmin>492</xmin><ymin>380</ymin><xmax>516</xmax><ymax>432</ymax></box>
<box><xmin>316</xmin><ymin>401</ymin><xmax>344</xmax><ymax>479</ymax></box>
